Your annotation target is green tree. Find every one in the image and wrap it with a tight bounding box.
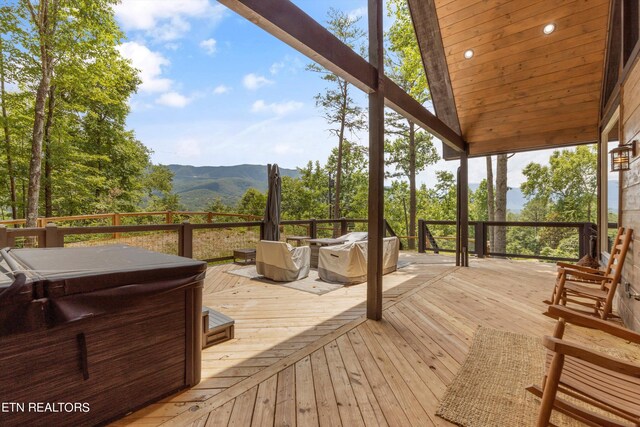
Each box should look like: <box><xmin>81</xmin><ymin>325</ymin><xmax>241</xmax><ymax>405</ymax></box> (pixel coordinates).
<box><xmin>237</xmin><ymin>188</ymin><xmax>267</xmax><ymax>217</ymax></box>
<box><xmin>326</xmin><ymin>139</ymin><xmax>368</xmax><ymax>219</ymax></box>
<box><xmin>1</xmin><ymin>0</ymin><xmax>150</xmax><ymax>219</ymax></box>
<box><xmin>385</xmin><ymin>0</ymin><xmax>437</xmax><ymax>249</ymax></box>
<box><xmin>15</xmin><ymin>0</ymin><xmax>127</xmax><ymax>225</ymax></box>
<box><xmin>308</xmin><ymin>8</ymin><xmax>366</xmax><ymax>220</ymax></box>
<box><xmin>470</xmin><ymin>179</ymin><xmax>488</xmax><ymax>221</ymax></box>
<box><xmin>281</xmin><ymin>161</ymin><xmax>330</xmax><ymax>220</ymax></box>
<box><xmin>521</xmin><ymin>146</ymin><xmax>597</xmax><ymax>222</ymax></box>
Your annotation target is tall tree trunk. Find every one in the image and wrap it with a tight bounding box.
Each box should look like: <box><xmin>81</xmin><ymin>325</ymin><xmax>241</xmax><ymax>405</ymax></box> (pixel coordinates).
<box><xmin>408</xmin><ymin>120</ymin><xmax>416</xmax><ymax>250</ymax></box>
<box><xmin>44</xmin><ymin>84</ymin><xmax>56</xmax><ymax>217</ymax></box>
<box><xmin>26</xmin><ymin>0</ymin><xmax>56</xmax><ymax>228</ymax></box>
<box><xmin>333</xmin><ymin>80</ymin><xmax>348</xmax><ymax>224</ymax></box>
<box><xmin>26</xmin><ymin>70</ymin><xmax>51</xmax><ymax>227</ymax></box>
<box><xmin>486</xmin><ymin>156</ymin><xmax>495</xmax><ymax>249</ymax></box>
<box><xmin>0</xmin><ymin>39</ymin><xmax>17</xmax><ymax>219</ymax></box>
<box><xmin>494</xmin><ymin>154</ymin><xmax>508</xmax><ymax>255</ymax></box>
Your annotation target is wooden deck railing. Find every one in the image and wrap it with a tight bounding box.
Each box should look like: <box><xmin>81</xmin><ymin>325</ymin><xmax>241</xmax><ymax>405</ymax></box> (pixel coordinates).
<box><xmin>0</xmin><ymin>210</ymin><xmax>263</xmax><ymax>228</ymax></box>
<box><xmin>417</xmin><ymin>219</ymin><xmax>599</xmax><ymax>262</ymax></box>
<box><xmin>0</xmin><ymin>218</ymin><xmax>370</xmax><ymax>263</ymax></box>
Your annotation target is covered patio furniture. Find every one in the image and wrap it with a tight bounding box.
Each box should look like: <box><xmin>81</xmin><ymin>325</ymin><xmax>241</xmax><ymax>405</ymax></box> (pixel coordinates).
<box><xmin>546</xmin><ymin>227</ymin><xmax>633</xmax><ymax>319</ymax></box>
<box><xmin>308</xmin><ymin>232</ymin><xmax>368</xmax><ymax>268</ymax></box>
<box><xmin>527</xmin><ymin>305</ymin><xmax>640</xmax><ymax>426</ymax></box>
<box><xmin>256</xmin><ymin>240</ymin><xmax>310</xmax><ymax>282</ymax></box>
<box><xmin>318</xmin><ymin>236</ymin><xmax>399</xmax><ymax>284</ymax></box>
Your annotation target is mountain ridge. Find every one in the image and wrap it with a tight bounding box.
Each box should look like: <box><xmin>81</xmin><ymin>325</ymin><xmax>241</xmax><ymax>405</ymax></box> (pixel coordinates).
<box><xmin>167</xmin><ymin>164</ymin><xmax>299</xmax><ymax>210</ymax></box>
<box><xmin>167</xmin><ymin>164</ymin><xmax>618</xmax><ymax>213</ymax></box>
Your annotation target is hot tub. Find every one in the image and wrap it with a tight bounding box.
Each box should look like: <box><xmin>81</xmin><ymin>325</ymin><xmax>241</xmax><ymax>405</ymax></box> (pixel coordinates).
<box><xmin>0</xmin><ymin>245</ymin><xmax>206</xmax><ymax>426</ymax></box>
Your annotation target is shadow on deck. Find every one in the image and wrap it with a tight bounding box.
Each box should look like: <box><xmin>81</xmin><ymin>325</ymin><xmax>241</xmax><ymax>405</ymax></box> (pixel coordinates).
<box><xmin>113</xmin><ymin>254</ymin><xmax>609</xmax><ymax>426</ymax></box>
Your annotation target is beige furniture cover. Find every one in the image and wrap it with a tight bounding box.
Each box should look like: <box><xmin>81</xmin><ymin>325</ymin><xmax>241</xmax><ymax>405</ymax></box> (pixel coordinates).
<box><xmin>318</xmin><ymin>237</ymin><xmax>400</xmax><ymax>284</ymax></box>
<box><xmin>256</xmin><ymin>241</ymin><xmax>310</xmax><ymax>282</ymax></box>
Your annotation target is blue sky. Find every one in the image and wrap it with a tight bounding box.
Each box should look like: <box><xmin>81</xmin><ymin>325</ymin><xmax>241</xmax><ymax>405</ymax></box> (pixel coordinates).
<box><xmin>113</xmin><ymin>0</ymin><xmax>567</xmax><ymax>187</ymax></box>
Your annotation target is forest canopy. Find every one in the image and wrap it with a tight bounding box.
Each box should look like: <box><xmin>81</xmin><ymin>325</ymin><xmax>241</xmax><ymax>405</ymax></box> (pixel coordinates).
<box><xmin>0</xmin><ymin>0</ymin><xmax>174</xmax><ymax>222</ymax></box>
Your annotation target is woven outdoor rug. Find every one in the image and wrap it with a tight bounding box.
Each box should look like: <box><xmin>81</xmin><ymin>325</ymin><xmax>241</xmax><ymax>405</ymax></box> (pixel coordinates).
<box><xmin>226</xmin><ymin>267</ymin><xmax>343</xmax><ymax>295</ymax></box>
<box><xmin>436</xmin><ymin>327</ymin><xmax>586</xmax><ymax>427</ymax></box>
<box><xmin>227</xmin><ymin>261</ymin><xmax>412</xmax><ymax>296</ymax></box>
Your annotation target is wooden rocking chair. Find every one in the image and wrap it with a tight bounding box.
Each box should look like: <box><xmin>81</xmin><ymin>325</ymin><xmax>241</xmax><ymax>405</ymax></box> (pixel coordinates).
<box><xmin>546</xmin><ymin>227</ymin><xmax>633</xmax><ymax>320</ymax></box>
<box><xmin>527</xmin><ymin>305</ymin><xmax>640</xmax><ymax>427</ymax></box>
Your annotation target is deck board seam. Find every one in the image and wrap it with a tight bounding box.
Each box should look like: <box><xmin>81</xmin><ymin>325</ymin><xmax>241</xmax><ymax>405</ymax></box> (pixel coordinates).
<box><xmin>161</xmin><ymin>267</ymin><xmax>458</xmax><ymax>426</ymax></box>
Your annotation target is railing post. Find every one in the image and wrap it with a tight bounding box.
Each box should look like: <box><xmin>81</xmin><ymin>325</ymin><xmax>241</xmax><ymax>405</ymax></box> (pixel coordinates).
<box><xmin>418</xmin><ymin>219</ymin><xmax>425</xmax><ymax>253</ymax></box>
<box><xmin>180</xmin><ymin>220</ymin><xmax>193</xmax><ymax>258</ymax></box>
<box><xmin>340</xmin><ymin>217</ymin><xmax>348</xmax><ymax>236</ymax></box>
<box><xmin>45</xmin><ymin>222</ymin><xmax>63</xmax><ymax>248</ymax></box>
<box><xmin>260</xmin><ymin>221</ymin><xmax>265</xmax><ymax>241</ymax></box>
<box><xmin>166</xmin><ymin>210</ymin><xmax>173</xmax><ymax>224</ymax></box>
<box><xmin>578</xmin><ymin>222</ymin><xmax>593</xmax><ymax>259</ymax></box>
<box><xmin>113</xmin><ymin>212</ymin><xmax>121</xmax><ymax>239</ymax></box>
<box><xmin>310</xmin><ymin>219</ymin><xmax>317</xmax><ymax>239</ymax></box>
<box><xmin>207</xmin><ymin>212</ymin><xmax>213</xmax><ymax>224</ymax></box>
<box><xmin>0</xmin><ymin>225</ymin><xmax>7</xmax><ymax>248</ymax></box>
<box><xmin>483</xmin><ymin>223</ymin><xmax>489</xmax><ymax>256</ymax></box>
<box><xmin>474</xmin><ymin>222</ymin><xmax>485</xmax><ymax>258</ymax></box>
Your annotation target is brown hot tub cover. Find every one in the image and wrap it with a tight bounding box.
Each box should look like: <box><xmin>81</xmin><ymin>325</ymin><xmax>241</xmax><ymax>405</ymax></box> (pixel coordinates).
<box><xmin>0</xmin><ymin>245</ymin><xmax>206</xmax><ymax>335</ymax></box>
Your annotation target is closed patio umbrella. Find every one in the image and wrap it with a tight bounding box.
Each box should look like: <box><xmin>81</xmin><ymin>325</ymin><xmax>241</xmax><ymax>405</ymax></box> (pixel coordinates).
<box><xmin>263</xmin><ymin>164</ymin><xmax>281</xmax><ymax>241</ymax></box>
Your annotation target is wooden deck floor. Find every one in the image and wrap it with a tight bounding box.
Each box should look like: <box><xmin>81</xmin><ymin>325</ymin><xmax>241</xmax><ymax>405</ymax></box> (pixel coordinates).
<box><xmin>114</xmin><ymin>254</ymin><xmax>620</xmax><ymax>426</ymax></box>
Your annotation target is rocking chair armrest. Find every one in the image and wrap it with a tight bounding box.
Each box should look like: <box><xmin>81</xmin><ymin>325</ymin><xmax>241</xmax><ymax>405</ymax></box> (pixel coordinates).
<box><xmin>547</xmin><ymin>305</ymin><xmax>640</xmax><ymax>344</ymax></box>
<box><xmin>543</xmin><ymin>336</ymin><xmax>640</xmax><ymax>377</ymax></box>
<box><xmin>556</xmin><ymin>262</ymin><xmax>602</xmax><ymax>274</ymax></box>
<box><xmin>563</xmin><ymin>269</ymin><xmax>609</xmax><ymax>283</ymax></box>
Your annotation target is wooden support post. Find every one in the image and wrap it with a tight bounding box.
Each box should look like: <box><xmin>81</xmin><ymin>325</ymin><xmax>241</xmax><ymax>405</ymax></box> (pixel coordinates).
<box><xmin>460</xmin><ymin>151</ymin><xmax>469</xmax><ymax>267</ymax></box>
<box><xmin>340</xmin><ymin>217</ymin><xmax>348</xmax><ymax>236</ymax></box>
<box><xmin>367</xmin><ymin>0</ymin><xmax>384</xmax><ymax>321</ymax></box>
<box><xmin>310</xmin><ymin>219</ymin><xmax>317</xmax><ymax>239</ymax></box>
<box><xmin>207</xmin><ymin>212</ymin><xmax>213</xmax><ymax>224</ymax></box>
<box><xmin>113</xmin><ymin>213</ymin><xmax>121</xmax><ymax>239</ymax></box>
<box><xmin>180</xmin><ymin>221</ymin><xmax>193</xmax><ymax>258</ymax></box>
<box><xmin>166</xmin><ymin>210</ymin><xmax>173</xmax><ymax>224</ymax></box>
<box><xmin>474</xmin><ymin>222</ymin><xmax>485</xmax><ymax>258</ymax></box>
<box><xmin>45</xmin><ymin>223</ymin><xmax>62</xmax><ymax>248</ymax></box>
<box><xmin>418</xmin><ymin>219</ymin><xmax>425</xmax><ymax>253</ymax></box>
<box><xmin>456</xmin><ymin>168</ymin><xmax>461</xmax><ymax>266</ymax></box>
<box><xmin>0</xmin><ymin>225</ymin><xmax>7</xmax><ymax>248</ymax></box>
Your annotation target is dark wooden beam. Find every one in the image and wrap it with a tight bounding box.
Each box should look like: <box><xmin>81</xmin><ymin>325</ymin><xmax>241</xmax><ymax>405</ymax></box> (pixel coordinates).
<box><xmin>407</xmin><ymin>0</ymin><xmax>466</xmax><ymax>160</ymax></box>
<box><xmin>217</xmin><ymin>0</ymin><xmax>465</xmax><ymax>152</ymax></box>
<box><xmin>367</xmin><ymin>0</ymin><xmax>384</xmax><ymax>321</ymax></box>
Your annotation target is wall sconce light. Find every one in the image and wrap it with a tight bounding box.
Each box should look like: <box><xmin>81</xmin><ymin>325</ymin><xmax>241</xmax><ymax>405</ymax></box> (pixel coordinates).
<box><xmin>610</xmin><ymin>140</ymin><xmax>637</xmax><ymax>171</ymax></box>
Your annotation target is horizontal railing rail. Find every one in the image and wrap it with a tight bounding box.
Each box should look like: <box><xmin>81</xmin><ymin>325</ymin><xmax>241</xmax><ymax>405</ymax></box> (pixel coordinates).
<box><xmin>0</xmin><ymin>218</ymin><xmax>376</xmax><ymax>263</ymax></box>
<box><xmin>0</xmin><ymin>210</ymin><xmax>263</xmax><ymax>228</ymax></box>
<box><xmin>2</xmin><ymin>216</ymin><xmax>599</xmax><ymax>263</ymax></box>
<box><xmin>417</xmin><ymin>219</ymin><xmax>598</xmax><ymax>262</ymax></box>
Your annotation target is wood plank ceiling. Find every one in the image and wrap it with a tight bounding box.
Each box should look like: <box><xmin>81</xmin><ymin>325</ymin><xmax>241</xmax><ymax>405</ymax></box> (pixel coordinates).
<box><xmin>425</xmin><ymin>0</ymin><xmax>610</xmax><ymax>156</ymax></box>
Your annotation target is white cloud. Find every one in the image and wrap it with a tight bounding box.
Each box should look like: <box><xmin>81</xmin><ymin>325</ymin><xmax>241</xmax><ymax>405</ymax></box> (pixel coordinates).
<box><xmin>270</xmin><ymin>62</ymin><xmax>284</xmax><ymax>75</ymax></box>
<box><xmin>116</xmin><ymin>42</ymin><xmax>172</xmax><ymax>93</ymax></box>
<box><xmin>243</xmin><ymin>73</ymin><xmax>274</xmax><ymax>90</ymax></box>
<box><xmin>156</xmin><ymin>91</ymin><xmax>191</xmax><ymax>108</ymax></box>
<box><xmin>114</xmin><ymin>0</ymin><xmax>225</xmax><ymax>41</ymax></box>
<box><xmin>269</xmin><ymin>55</ymin><xmax>304</xmax><ymax>75</ymax></box>
<box><xmin>348</xmin><ymin>7</ymin><xmax>367</xmax><ymax>20</ymax></box>
<box><xmin>213</xmin><ymin>85</ymin><xmax>231</xmax><ymax>94</ymax></box>
<box><xmin>200</xmin><ymin>38</ymin><xmax>217</xmax><ymax>55</ymax></box>
<box><xmin>251</xmin><ymin>100</ymin><xmax>303</xmax><ymax>116</ymax></box>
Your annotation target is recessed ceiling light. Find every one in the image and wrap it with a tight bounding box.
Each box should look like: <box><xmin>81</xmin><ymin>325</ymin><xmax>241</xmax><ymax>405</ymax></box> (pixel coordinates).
<box><xmin>464</xmin><ymin>49</ymin><xmax>474</xmax><ymax>59</ymax></box>
<box><xmin>543</xmin><ymin>23</ymin><xmax>556</xmax><ymax>35</ymax></box>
